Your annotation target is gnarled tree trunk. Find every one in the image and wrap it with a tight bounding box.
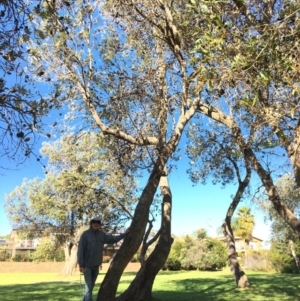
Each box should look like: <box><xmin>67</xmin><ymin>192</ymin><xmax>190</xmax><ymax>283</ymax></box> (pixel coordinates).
<box><xmin>96</xmin><ymin>165</ymin><xmax>163</xmax><ymax>301</ymax></box>
<box><xmin>289</xmin><ymin>240</ymin><xmax>299</xmax><ymax>271</ymax></box>
<box><xmin>60</xmin><ymin>242</ymin><xmax>78</xmax><ymax>276</ymax></box>
<box><xmin>222</xmin><ymin>221</ymin><xmax>250</xmax><ymax>288</ymax></box>
<box><xmin>222</xmin><ymin>156</ymin><xmax>251</xmax><ymax>288</ymax></box>
<box><xmin>116</xmin><ymin>174</ymin><xmax>172</xmax><ymax>301</ymax></box>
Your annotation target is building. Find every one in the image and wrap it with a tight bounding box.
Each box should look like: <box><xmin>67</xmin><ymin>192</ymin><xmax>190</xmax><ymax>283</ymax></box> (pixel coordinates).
<box><xmin>0</xmin><ymin>227</ymin><xmax>40</xmax><ymax>260</ymax></box>
<box><xmin>10</xmin><ymin>227</ymin><xmax>39</xmax><ymax>251</ymax></box>
<box><xmin>217</xmin><ymin>235</ymin><xmax>263</xmax><ymax>253</ymax></box>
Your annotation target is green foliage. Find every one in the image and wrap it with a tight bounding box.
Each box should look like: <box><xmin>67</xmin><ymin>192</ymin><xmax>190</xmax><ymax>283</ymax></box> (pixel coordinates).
<box><xmin>164</xmin><ymin>239</ymin><xmax>183</xmax><ymax>270</ymax></box>
<box><xmin>165</xmin><ymin>230</ymin><xmax>227</xmax><ymax>271</ymax></box>
<box><xmin>232</xmin><ymin>206</ymin><xmax>255</xmax><ymax>240</ymax></box>
<box><xmin>11</xmin><ymin>251</ymin><xmax>34</xmax><ymax>262</ymax></box>
<box><xmin>11</xmin><ymin>254</ymin><xmax>22</xmax><ymax>262</ymax></box>
<box><xmin>181</xmin><ymin>237</ymin><xmax>227</xmax><ymax>271</ymax></box>
<box><xmin>163</xmin><ymin>257</ymin><xmax>181</xmax><ymax>271</ymax></box>
<box><xmin>33</xmin><ymin>240</ymin><xmax>64</xmax><ymax>262</ymax></box>
<box><xmin>268</xmin><ymin>240</ymin><xmax>300</xmax><ymax>274</ymax></box>
<box><xmin>245</xmin><ymin>250</ymin><xmax>273</xmax><ymax>272</ymax></box>
<box><xmin>131</xmin><ymin>253</ymin><xmax>140</xmax><ymax>263</ymax></box>
<box><xmin>268</xmin><ymin>247</ymin><xmax>295</xmax><ymax>273</ymax></box>
<box><xmin>0</xmin><ymin>249</ymin><xmax>12</xmax><ymax>261</ymax></box>
<box><xmin>5</xmin><ymin>132</ymin><xmax>137</xmax><ymax>245</ymax></box>
<box><xmin>260</xmin><ymin>174</ymin><xmax>300</xmax><ymax>242</ymax></box>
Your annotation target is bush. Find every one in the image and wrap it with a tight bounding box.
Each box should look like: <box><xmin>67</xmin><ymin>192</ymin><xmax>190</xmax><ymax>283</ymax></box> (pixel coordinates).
<box><xmin>180</xmin><ymin>238</ymin><xmax>227</xmax><ymax>271</ymax></box>
<box><xmin>33</xmin><ymin>240</ymin><xmax>64</xmax><ymax>262</ymax></box>
<box><xmin>164</xmin><ymin>239</ymin><xmax>183</xmax><ymax>270</ymax></box>
<box><xmin>164</xmin><ymin>258</ymin><xmax>181</xmax><ymax>270</ymax></box>
<box><xmin>12</xmin><ymin>254</ymin><xmax>22</xmax><ymax>262</ymax></box>
<box><xmin>0</xmin><ymin>249</ymin><xmax>12</xmax><ymax>261</ymax></box>
<box><xmin>245</xmin><ymin>250</ymin><xmax>273</xmax><ymax>272</ymax></box>
<box><xmin>165</xmin><ymin>233</ymin><xmax>227</xmax><ymax>271</ymax></box>
<box><xmin>268</xmin><ymin>247</ymin><xmax>297</xmax><ymax>273</ymax></box>
<box><xmin>131</xmin><ymin>253</ymin><xmax>140</xmax><ymax>263</ymax></box>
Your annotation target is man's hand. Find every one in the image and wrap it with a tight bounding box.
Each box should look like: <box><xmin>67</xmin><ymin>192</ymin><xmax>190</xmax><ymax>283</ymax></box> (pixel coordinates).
<box><xmin>79</xmin><ymin>266</ymin><xmax>85</xmax><ymax>273</ymax></box>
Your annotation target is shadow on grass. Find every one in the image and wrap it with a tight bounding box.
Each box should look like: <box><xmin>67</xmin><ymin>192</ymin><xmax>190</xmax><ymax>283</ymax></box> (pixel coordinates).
<box><xmin>0</xmin><ymin>282</ymin><xmax>84</xmax><ymax>301</ymax></box>
<box><xmin>152</xmin><ymin>273</ymin><xmax>300</xmax><ymax>301</ymax></box>
<box><xmin>0</xmin><ymin>273</ymin><xmax>299</xmax><ymax>301</ymax></box>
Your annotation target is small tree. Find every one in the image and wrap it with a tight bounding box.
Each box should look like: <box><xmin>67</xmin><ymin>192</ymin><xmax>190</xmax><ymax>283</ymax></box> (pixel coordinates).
<box><xmin>164</xmin><ymin>237</ymin><xmax>183</xmax><ymax>271</ymax></box>
<box><xmin>232</xmin><ymin>207</ymin><xmax>255</xmax><ymax>242</ymax></box>
<box><xmin>33</xmin><ymin>239</ymin><xmax>64</xmax><ymax>262</ymax></box>
<box><xmin>181</xmin><ymin>236</ymin><xmax>227</xmax><ymax>271</ymax></box>
<box><xmin>167</xmin><ymin>230</ymin><xmax>227</xmax><ymax>271</ymax></box>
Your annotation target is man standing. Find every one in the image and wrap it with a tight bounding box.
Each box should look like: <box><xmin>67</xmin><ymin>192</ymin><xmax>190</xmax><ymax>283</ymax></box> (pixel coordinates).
<box><xmin>77</xmin><ymin>215</ymin><xmax>130</xmax><ymax>301</ymax></box>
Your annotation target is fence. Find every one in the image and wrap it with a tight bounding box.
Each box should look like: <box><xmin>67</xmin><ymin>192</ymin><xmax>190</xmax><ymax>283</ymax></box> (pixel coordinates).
<box><xmin>0</xmin><ymin>262</ymin><xmax>140</xmax><ymax>273</ymax></box>
<box><xmin>0</xmin><ymin>262</ymin><xmax>65</xmax><ymax>273</ymax></box>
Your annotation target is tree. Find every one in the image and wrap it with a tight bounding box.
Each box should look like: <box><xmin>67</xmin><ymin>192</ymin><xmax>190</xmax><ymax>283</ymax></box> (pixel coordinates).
<box><xmin>260</xmin><ymin>175</ymin><xmax>300</xmax><ymax>242</ymax></box>
<box><xmin>232</xmin><ymin>206</ymin><xmax>255</xmax><ymax>270</ymax></box>
<box><xmin>5</xmin><ymin>132</ymin><xmax>136</xmax><ymax>235</ymax></box>
<box><xmin>0</xmin><ymin>0</ymin><xmax>53</xmax><ymax>168</ymax></box>
<box><xmin>13</xmin><ymin>0</ymin><xmax>300</xmax><ymax>299</ymax></box>
<box><xmin>166</xmin><ymin>230</ymin><xmax>227</xmax><ymax>271</ymax></box>
<box><xmin>259</xmin><ymin>174</ymin><xmax>300</xmax><ymax>271</ymax></box>
<box><xmin>186</xmin><ymin>0</ymin><xmax>300</xmax><ymax>238</ymax></box>
<box><xmin>232</xmin><ymin>207</ymin><xmax>255</xmax><ymax>243</ymax></box>
<box><xmin>164</xmin><ymin>236</ymin><xmax>183</xmax><ymax>270</ymax></box>
<box><xmin>33</xmin><ymin>238</ymin><xmax>64</xmax><ymax>262</ymax></box>
<box><xmin>20</xmin><ymin>1</ymin><xmax>197</xmax><ymax>300</ymax></box>
<box><xmin>5</xmin><ymin>132</ymin><xmax>136</xmax><ymax>274</ymax></box>
<box><xmin>222</xmin><ymin>175</ymin><xmax>252</xmax><ymax>287</ymax></box>
<box><xmin>187</xmin><ymin>116</ymin><xmax>252</xmax><ymax>287</ymax></box>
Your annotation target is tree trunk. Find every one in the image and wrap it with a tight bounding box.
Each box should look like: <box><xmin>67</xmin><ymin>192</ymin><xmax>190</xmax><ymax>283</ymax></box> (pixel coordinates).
<box><xmin>197</xmin><ymin>105</ymin><xmax>300</xmax><ymax>236</ymax></box>
<box><xmin>96</xmin><ymin>165</ymin><xmax>163</xmax><ymax>301</ymax></box>
<box><xmin>221</xmin><ymin>157</ymin><xmax>251</xmax><ymax>288</ymax></box>
<box><xmin>243</xmin><ymin>147</ymin><xmax>300</xmax><ymax>236</ymax></box>
<box><xmin>116</xmin><ymin>175</ymin><xmax>172</xmax><ymax>301</ymax></box>
<box><xmin>60</xmin><ymin>243</ymin><xmax>78</xmax><ymax>276</ymax></box>
<box><xmin>289</xmin><ymin>240</ymin><xmax>299</xmax><ymax>271</ymax></box>
<box><xmin>223</xmin><ymin>221</ymin><xmax>250</xmax><ymax>288</ymax></box>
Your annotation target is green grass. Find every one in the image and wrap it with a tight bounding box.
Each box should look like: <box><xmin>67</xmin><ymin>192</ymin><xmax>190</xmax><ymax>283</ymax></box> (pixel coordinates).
<box><xmin>0</xmin><ymin>269</ymin><xmax>299</xmax><ymax>301</ymax></box>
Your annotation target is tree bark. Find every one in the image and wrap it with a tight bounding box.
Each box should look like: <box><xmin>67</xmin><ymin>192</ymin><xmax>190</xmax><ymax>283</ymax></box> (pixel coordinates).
<box><xmin>223</xmin><ymin>221</ymin><xmax>250</xmax><ymax>288</ymax></box>
<box><xmin>243</xmin><ymin>147</ymin><xmax>300</xmax><ymax>236</ymax></box>
<box><xmin>197</xmin><ymin>103</ymin><xmax>300</xmax><ymax>236</ymax></box>
<box><xmin>222</xmin><ymin>155</ymin><xmax>251</xmax><ymax>288</ymax></box>
<box><xmin>60</xmin><ymin>242</ymin><xmax>78</xmax><ymax>276</ymax></box>
<box><xmin>116</xmin><ymin>175</ymin><xmax>173</xmax><ymax>301</ymax></box>
<box><xmin>96</xmin><ymin>165</ymin><xmax>163</xmax><ymax>301</ymax></box>
<box><xmin>289</xmin><ymin>240</ymin><xmax>299</xmax><ymax>270</ymax></box>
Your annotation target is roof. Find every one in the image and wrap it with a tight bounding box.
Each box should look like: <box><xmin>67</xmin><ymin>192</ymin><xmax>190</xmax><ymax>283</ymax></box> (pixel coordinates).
<box><xmin>217</xmin><ymin>235</ymin><xmax>263</xmax><ymax>242</ymax></box>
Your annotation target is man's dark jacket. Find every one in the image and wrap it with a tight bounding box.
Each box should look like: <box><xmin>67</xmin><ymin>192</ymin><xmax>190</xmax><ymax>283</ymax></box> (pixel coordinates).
<box><xmin>77</xmin><ymin>228</ymin><xmax>125</xmax><ymax>268</ymax></box>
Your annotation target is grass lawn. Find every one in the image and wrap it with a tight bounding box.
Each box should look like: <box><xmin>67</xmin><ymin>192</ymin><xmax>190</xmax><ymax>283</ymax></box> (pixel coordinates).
<box><xmin>0</xmin><ymin>269</ymin><xmax>299</xmax><ymax>301</ymax></box>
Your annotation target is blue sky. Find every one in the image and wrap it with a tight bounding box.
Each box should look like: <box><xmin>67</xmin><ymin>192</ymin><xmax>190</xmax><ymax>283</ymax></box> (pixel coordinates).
<box><xmin>0</xmin><ymin>145</ymin><xmax>271</xmax><ymax>241</ymax></box>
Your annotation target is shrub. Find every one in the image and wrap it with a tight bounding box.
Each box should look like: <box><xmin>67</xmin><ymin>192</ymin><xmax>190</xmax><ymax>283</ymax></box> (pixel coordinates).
<box><xmin>268</xmin><ymin>247</ymin><xmax>297</xmax><ymax>273</ymax></box>
<box><xmin>131</xmin><ymin>253</ymin><xmax>140</xmax><ymax>263</ymax></box>
<box><xmin>33</xmin><ymin>240</ymin><xmax>64</xmax><ymax>262</ymax></box>
<box><xmin>245</xmin><ymin>250</ymin><xmax>273</xmax><ymax>272</ymax></box>
<box><xmin>164</xmin><ymin>239</ymin><xmax>183</xmax><ymax>270</ymax></box>
<box><xmin>0</xmin><ymin>249</ymin><xmax>12</xmax><ymax>261</ymax></box>
<box><xmin>12</xmin><ymin>254</ymin><xmax>22</xmax><ymax>262</ymax></box>
<box><xmin>180</xmin><ymin>238</ymin><xmax>227</xmax><ymax>271</ymax></box>
<box><xmin>164</xmin><ymin>258</ymin><xmax>181</xmax><ymax>270</ymax></box>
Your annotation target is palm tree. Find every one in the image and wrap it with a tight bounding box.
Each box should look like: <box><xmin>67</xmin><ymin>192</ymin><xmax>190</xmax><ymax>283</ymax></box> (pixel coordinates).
<box><xmin>232</xmin><ymin>207</ymin><xmax>255</xmax><ymax>240</ymax></box>
<box><xmin>232</xmin><ymin>206</ymin><xmax>255</xmax><ymax>266</ymax></box>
